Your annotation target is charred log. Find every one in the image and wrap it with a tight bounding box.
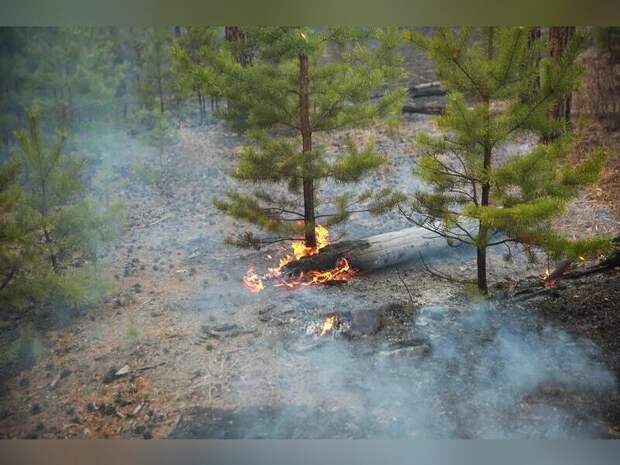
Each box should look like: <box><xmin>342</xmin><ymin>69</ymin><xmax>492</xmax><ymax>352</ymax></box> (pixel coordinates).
<box><xmin>402</xmin><ymin>104</ymin><xmax>444</xmax><ymax>115</ymax></box>
<box><xmin>282</xmin><ymin>227</ymin><xmax>451</xmax><ymax>276</ymax></box>
<box><xmin>408</xmin><ymin>81</ymin><xmax>445</xmax><ymax>98</ymax></box>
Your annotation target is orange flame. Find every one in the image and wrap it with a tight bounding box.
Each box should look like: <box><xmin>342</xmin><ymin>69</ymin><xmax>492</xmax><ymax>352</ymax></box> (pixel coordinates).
<box><xmin>320</xmin><ymin>315</ymin><xmax>338</xmax><ymax>336</ymax></box>
<box><xmin>243</xmin><ymin>267</ymin><xmax>265</xmax><ymax>293</ymax></box>
<box><xmin>242</xmin><ymin>225</ymin><xmax>355</xmax><ymax>292</ymax></box>
<box><xmin>541</xmin><ymin>267</ymin><xmax>558</xmax><ymax>288</ymax></box>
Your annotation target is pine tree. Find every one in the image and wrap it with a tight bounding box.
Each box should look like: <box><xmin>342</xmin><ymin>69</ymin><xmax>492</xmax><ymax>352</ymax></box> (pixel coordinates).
<box><xmin>211</xmin><ymin>27</ymin><xmax>406</xmax><ymax>248</ymax></box>
<box><xmin>26</xmin><ymin>28</ymin><xmax>125</xmax><ymax>129</ymax></box>
<box><xmin>406</xmin><ymin>27</ymin><xmax>610</xmax><ymax>293</ymax></box>
<box><xmin>170</xmin><ymin>26</ymin><xmax>219</xmax><ymax>124</ymax></box>
<box><xmin>0</xmin><ymin>158</ymin><xmax>30</xmax><ymax>301</ymax></box>
<box><xmin>135</xmin><ymin>28</ymin><xmax>174</xmax><ymax>116</ymax></box>
<box><xmin>0</xmin><ymin>28</ymin><xmax>29</xmax><ymax>156</ymax></box>
<box><xmin>128</xmin><ymin>28</ymin><xmax>178</xmax><ymax>186</ymax></box>
<box><xmin>2</xmin><ymin>107</ymin><xmax>123</xmax><ymax>308</ymax></box>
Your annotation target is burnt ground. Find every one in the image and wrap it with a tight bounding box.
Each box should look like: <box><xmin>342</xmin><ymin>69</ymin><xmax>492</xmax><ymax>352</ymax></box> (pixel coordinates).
<box><xmin>531</xmin><ymin>270</ymin><xmax>620</xmax><ymax>434</ymax></box>
<box><xmin>0</xmin><ymin>111</ymin><xmax>618</xmax><ymax>439</ymax></box>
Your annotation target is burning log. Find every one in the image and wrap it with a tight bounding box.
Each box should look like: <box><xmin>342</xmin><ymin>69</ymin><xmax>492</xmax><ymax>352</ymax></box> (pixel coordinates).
<box><xmin>282</xmin><ymin>227</ymin><xmax>451</xmax><ymax>276</ymax></box>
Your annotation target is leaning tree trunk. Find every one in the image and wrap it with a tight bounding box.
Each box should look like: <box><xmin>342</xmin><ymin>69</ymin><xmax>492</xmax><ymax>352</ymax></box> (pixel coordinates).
<box><xmin>298</xmin><ymin>52</ymin><xmax>317</xmax><ymax>248</ymax></box>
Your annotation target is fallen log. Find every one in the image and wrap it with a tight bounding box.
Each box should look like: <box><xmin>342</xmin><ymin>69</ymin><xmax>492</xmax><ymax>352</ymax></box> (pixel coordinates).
<box><xmin>409</xmin><ymin>81</ymin><xmax>445</xmax><ymax>98</ymax></box>
<box><xmin>402</xmin><ymin>104</ymin><xmax>444</xmax><ymax>115</ymax></box>
<box><xmin>283</xmin><ymin>226</ymin><xmax>454</xmax><ymax>276</ymax></box>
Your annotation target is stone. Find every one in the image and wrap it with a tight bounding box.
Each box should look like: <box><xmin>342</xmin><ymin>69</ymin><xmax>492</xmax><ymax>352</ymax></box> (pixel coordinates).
<box><xmin>115</xmin><ymin>364</ymin><xmax>130</xmax><ymax>377</ymax></box>
<box><xmin>30</xmin><ymin>403</ymin><xmax>42</xmax><ymax>415</ymax></box>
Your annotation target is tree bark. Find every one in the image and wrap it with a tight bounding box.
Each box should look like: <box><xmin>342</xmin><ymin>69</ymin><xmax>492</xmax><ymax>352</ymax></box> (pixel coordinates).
<box><xmin>157</xmin><ymin>56</ymin><xmax>165</xmax><ymax>114</ymax></box>
<box><xmin>521</xmin><ymin>27</ymin><xmax>542</xmax><ymax>103</ymax></box>
<box><xmin>549</xmin><ymin>27</ymin><xmax>576</xmax><ymax>125</ymax></box>
<box><xmin>298</xmin><ymin>52</ymin><xmax>317</xmax><ymax>248</ymax></box>
<box><xmin>224</xmin><ymin>26</ymin><xmax>253</xmax><ymax>67</ymax></box>
<box><xmin>476</xmin><ymin>28</ymin><xmax>494</xmax><ymax>294</ymax></box>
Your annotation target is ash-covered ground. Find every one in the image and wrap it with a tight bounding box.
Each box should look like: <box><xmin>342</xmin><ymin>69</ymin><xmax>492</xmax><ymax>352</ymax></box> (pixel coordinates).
<box><xmin>0</xmin><ymin>113</ymin><xmax>618</xmax><ymax>439</ymax></box>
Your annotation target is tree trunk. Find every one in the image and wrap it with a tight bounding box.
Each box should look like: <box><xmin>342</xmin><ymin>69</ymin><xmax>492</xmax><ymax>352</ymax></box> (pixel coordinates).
<box><xmin>43</xmin><ymin>227</ymin><xmax>59</xmax><ymax>273</ymax></box>
<box><xmin>282</xmin><ymin>226</ymin><xmax>452</xmax><ymax>276</ymax></box>
<box><xmin>224</xmin><ymin>26</ymin><xmax>253</xmax><ymax>67</ymax></box>
<box><xmin>298</xmin><ymin>52</ymin><xmax>317</xmax><ymax>248</ymax></box>
<box><xmin>476</xmin><ymin>28</ymin><xmax>495</xmax><ymax>294</ymax></box>
<box><xmin>549</xmin><ymin>27</ymin><xmax>576</xmax><ymax>126</ymax></box>
<box><xmin>157</xmin><ymin>57</ymin><xmax>165</xmax><ymax>114</ymax></box>
<box><xmin>521</xmin><ymin>27</ymin><xmax>542</xmax><ymax>103</ymax></box>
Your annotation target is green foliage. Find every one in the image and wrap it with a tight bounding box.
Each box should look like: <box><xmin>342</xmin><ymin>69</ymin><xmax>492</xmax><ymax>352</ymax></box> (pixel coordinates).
<box><xmin>0</xmin><ymin>107</ymin><xmax>123</xmax><ymax>310</ymax></box>
<box><xmin>408</xmin><ymin>27</ymin><xmax>611</xmax><ymax>291</ymax></box>
<box><xmin>203</xmin><ymin>27</ymin><xmax>407</xmax><ymax>243</ymax></box>
<box><xmin>170</xmin><ymin>27</ymin><xmax>221</xmax><ymax>113</ymax></box>
<box><xmin>593</xmin><ymin>27</ymin><xmax>620</xmax><ymax>62</ymax></box>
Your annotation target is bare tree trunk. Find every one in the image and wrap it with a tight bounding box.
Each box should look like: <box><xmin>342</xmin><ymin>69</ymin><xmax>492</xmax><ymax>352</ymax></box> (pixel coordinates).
<box><xmin>549</xmin><ymin>27</ymin><xmax>576</xmax><ymax>125</ymax></box>
<box><xmin>522</xmin><ymin>27</ymin><xmax>542</xmax><ymax>103</ymax></box>
<box><xmin>43</xmin><ymin>227</ymin><xmax>59</xmax><ymax>272</ymax></box>
<box><xmin>298</xmin><ymin>53</ymin><xmax>316</xmax><ymax>248</ymax></box>
<box><xmin>224</xmin><ymin>26</ymin><xmax>253</xmax><ymax>67</ymax></box>
<box><xmin>197</xmin><ymin>91</ymin><xmax>204</xmax><ymax>124</ymax></box>
<box><xmin>157</xmin><ymin>57</ymin><xmax>165</xmax><ymax>114</ymax></box>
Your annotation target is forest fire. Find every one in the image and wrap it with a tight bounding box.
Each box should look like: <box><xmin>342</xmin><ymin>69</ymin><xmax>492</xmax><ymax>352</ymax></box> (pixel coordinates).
<box><xmin>243</xmin><ymin>225</ymin><xmax>355</xmax><ymax>292</ymax></box>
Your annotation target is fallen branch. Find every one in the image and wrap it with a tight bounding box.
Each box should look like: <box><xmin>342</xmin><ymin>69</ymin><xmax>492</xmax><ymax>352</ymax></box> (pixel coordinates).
<box><xmin>396</xmin><ymin>271</ymin><xmax>414</xmax><ymax>305</ymax></box>
<box><xmin>135</xmin><ymin>361</ymin><xmax>166</xmax><ymax>372</ymax></box>
<box><xmin>417</xmin><ymin>251</ymin><xmax>476</xmax><ymax>285</ymax></box>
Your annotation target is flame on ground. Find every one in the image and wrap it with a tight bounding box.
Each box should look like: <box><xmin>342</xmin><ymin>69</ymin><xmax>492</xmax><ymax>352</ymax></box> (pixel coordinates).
<box><xmin>320</xmin><ymin>315</ymin><xmax>338</xmax><ymax>336</ymax></box>
<box><xmin>243</xmin><ymin>267</ymin><xmax>265</xmax><ymax>293</ymax></box>
<box><xmin>243</xmin><ymin>225</ymin><xmax>355</xmax><ymax>292</ymax></box>
<box><xmin>542</xmin><ymin>267</ymin><xmax>558</xmax><ymax>288</ymax></box>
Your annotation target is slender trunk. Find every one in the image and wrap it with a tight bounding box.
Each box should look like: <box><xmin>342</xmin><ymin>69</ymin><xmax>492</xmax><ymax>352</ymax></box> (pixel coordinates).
<box><xmin>477</xmin><ymin>28</ymin><xmax>495</xmax><ymax>294</ymax></box>
<box><xmin>298</xmin><ymin>53</ymin><xmax>316</xmax><ymax>248</ymax></box>
<box><xmin>224</xmin><ymin>26</ymin><xmax>253</xmax><ymax>67</ymax></box>
<box><xmin>157</xmin><ymin>65</ymin><xmax>165</xmax><ymax>115</ymax></box>
<box><xmin>43</xmin><ymin>227</ymin><xmax>59</xmax><ymax>273</ymax></box>
<box><xmin>1</xmin><ymin>268</ymin><xmax>16</xmax><ymax>290</ymax></box>
<box><xmin>196</xmin><ymin>91</ymin><xmax>203</xmax><ymax>124</ymax></box>
<box><xmin>522</xmin><ymin>27</ymin><xmax>542</xmax><ymax>103</ymax></box>
<box><xmin>546</xmin><ymin>26</ymin><xmax>576</xmax><ymax>138</ymax></box>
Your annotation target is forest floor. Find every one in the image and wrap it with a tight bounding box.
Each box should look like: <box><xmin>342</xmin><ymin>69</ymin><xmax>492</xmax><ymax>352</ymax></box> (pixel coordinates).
<box><xmin>0</xmin><ymin>114</ymin><xmax>618</xmax><ymax>439</ymax></box>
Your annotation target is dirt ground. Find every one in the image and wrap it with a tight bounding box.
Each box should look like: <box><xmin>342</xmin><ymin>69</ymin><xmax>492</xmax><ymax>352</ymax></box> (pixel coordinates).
<box><xmin>0</xmin><ymin>111</ymin><xmax>618</xmax><ymax>439</ymax></box>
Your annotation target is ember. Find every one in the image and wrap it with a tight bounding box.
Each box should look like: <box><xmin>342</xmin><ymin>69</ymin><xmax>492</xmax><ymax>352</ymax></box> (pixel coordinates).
<box><xmin>243</xmin><ymin>225</ymin><xmax>356</xmax><ymax>292</ymax></box>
